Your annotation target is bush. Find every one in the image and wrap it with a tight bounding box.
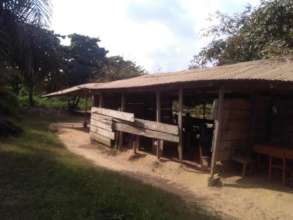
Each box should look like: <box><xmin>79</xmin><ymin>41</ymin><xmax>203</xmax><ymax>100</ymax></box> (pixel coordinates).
<box><xmin>0</xmin><ymin>87</ymin><xmax>19</xmax><ymax>116</ymax></box>
<box><xmin>0</xmin><ymin>119</ymin><xmax>23</xmax><ymax>137</ymax></box>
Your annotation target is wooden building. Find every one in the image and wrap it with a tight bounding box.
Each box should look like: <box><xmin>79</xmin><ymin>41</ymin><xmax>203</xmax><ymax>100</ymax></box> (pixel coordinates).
<box><xmin>45</xmin><ymin>57</ymin><xmax>293</xmax><ymax>181</ymax></box>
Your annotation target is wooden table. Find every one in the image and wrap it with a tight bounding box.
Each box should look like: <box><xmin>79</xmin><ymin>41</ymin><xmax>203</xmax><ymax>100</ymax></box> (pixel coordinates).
<box><xmin>254</xmin><ymin>144</ymin><xmax>293</xmax><ymax>184</ymax></box>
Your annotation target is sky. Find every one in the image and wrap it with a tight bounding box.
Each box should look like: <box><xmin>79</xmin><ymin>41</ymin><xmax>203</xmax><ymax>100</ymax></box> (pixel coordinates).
<box><xmin>51</xmin><ymin>0</ymin><xmax>260</xmax><ymax>73</ymax></box>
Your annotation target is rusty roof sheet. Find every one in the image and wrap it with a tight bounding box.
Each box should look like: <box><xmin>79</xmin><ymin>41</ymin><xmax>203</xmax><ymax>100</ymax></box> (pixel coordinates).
<box><xmin>43</xmin><ymin>83</ymin><xmax>99</xmax><ymax>97</ymax></box>
<box><xmin>87</xmin><ymin>57</ymin><xmax>293</xmax><ymax>90</ymax></box>
<box><xmin>44</xmin><ymin>57</ymin><xmax>293</xmax><ymax>97</ymax></box>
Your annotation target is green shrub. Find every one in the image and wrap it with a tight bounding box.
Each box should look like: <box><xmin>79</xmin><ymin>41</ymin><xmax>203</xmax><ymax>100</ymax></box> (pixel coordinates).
<box><xmin>0</xmin><ymin>87</ymin><xmax>20</xmax><ymax>116</ymax></box>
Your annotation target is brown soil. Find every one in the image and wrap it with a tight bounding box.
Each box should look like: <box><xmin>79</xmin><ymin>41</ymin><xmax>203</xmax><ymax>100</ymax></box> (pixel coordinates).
<box><xmin>55</xmin><ymin>122</ymin><xmax>293</xmax><ymax>220</ymax></box>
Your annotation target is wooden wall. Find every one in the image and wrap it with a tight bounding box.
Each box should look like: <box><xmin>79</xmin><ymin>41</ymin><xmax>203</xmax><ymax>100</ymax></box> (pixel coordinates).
<box><xmin>217</xmin><ymin>99</ymin><xmax>252</xmax><ymax>161</ymax></box>
<box><xmin>270</xmin><ymin>98</ymin><xmax>293</xmax><ymax>145</ymax></box>
<box><xmin>216</xmin><ymin>96</ymin><xmax>293</xmax><ymax>161</ymax></box>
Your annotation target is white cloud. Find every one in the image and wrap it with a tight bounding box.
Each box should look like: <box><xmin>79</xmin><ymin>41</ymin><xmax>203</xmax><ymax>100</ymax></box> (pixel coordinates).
<box><xmin>51</xmin><ymin>0</ymin><xmax>260</xmax><ymax>73</ymax></box>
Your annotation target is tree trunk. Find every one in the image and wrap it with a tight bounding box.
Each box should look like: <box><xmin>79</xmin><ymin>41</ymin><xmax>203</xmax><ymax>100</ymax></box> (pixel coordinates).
<box><xmin>28</xmin><ymin>87</ymin><xmax>34</xmax><ymax>107</ymax></box>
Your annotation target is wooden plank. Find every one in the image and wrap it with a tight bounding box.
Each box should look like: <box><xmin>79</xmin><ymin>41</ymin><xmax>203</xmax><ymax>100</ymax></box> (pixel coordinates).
<box><xmin>91</xmin><ymin>114</ymin><xmax>112</xmax><ymax>124</ymax></box>
<box><xmin>90</xmin><ymin>133</ymin><xmax>112</xmax><ymax>147</ymax></box>
<box><xmin>113</xmin><ymin>121</ymin><xmax>179</xmax><ymax>143</ymax></box>
<box><xmin>91</xmin><ymin>117</ymin><xmax>112</xmax><ymax>126</ymax></box>
<box><xmin>90</xmin><ymin>121</ymin><xmax>112</xmax><ymax>131</ymax></box>
<box><xmin>135</xmin><ymin>119</ymin><xmax>178</xmax><ymax>135</ymax></box>
<box><xmin>92</xmin><ymin>112</ymin><xmax>112</xmax><ymax>120</ymax></box>
<box><xmin>91</xmin><ymin>107</ymin><xmax>134</xmax><ymax>122</ymax></box>
<box><xmin>90</xmin><ymin>126</ymin><xmax>115</xmax><ymax>140</ymax></box>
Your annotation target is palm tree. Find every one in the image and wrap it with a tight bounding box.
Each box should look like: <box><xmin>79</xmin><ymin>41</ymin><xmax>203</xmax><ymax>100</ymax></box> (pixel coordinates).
<box><xmin>0</xmin><ymin>0</ymin><xmax>52</xmax><ymax>106</ymax></box>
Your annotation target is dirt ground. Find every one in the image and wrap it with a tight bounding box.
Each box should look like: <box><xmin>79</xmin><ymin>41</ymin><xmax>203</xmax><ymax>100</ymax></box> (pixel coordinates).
<box><xmin>55</xmin><ymin>123</ymin><xmax>293</xmax><ymax>220</ymax></box>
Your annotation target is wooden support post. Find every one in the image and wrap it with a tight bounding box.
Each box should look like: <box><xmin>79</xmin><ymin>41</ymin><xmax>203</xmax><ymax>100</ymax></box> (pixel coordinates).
<box><xmin>133</xmin><ymin>135</ymin><xmax>139</xmax><ymax>154</ymax></box>
<box><xmin>117</xmin><ymin>93</ymin><xmax>125</xmax><ymax>150</ymax></box>
<box><xmin>156</xmin><ymin>91</ymin><xmax>163</xmax><ymax>159</ymax></box>
<box><xmin>249</xmin><ymin>94</ymin><xmax>257</xmax><ymax>148</ymax></box>
<box><xmin>178</xmin><ymin>88</ymin><xmax>183</xmax><ymax>161</ymax></box>
<box><xmin>99</xmin><ymin>93</ymin><xmax>104</xmax><ymax>107</ymax></box>
<box><xmin>83</xmin><ymin>90</ymin><xmax>89</xmax><ymax>128</ymax></box>
<box><xmin>210</xmin><ymin>88</ymin><xmax>225</xmax><ymax>178</ymax></box>
<box><xmin>85</xmin><ymin>94</ymin><xmax>89</xmax><ymax>112</ymax></box>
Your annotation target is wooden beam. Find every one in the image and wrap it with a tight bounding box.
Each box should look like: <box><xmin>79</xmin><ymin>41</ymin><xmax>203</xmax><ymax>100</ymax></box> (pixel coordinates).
<box><xmin>178</xmin><ymin>88</ymin><xmax>183</xmax><ymax>161</ymax></box>
<box><xmin>210</xmin><ymin>88</ymin><xmax>225</xmax><ymax>178</ymax></box>
<box><xmin>113</xmin><ymin>121</ymin><xmax>179</xmax><ymax>143</ymax></box>
<box><xmin>135</xmin><ymin>119</ymin><xmax>178</xmax><ymax>135</ymax></box>
<box><xmin>91</xmin><ymin>107</ymin><xmax>134</xmax><ymax>122</ymax></box>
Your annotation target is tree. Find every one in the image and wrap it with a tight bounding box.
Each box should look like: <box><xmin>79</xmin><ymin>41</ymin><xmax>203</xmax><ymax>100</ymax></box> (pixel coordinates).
<box><xmin>99</xmin><ymin>56</ymin><xmax>145</xmax><ymax>81</ymax></box>
<box><xmin>62</xmin><ymin>34</ymin><xmax>108</xmax><ymax>86</ymax></box>
<box><xmin>0</xmin><ymin>0</ymin><xmax>52</xmax><ymax>106</ymax></box>
<box><xmin>190</xmin><ymin>0</ymin><xmax>293</xmax><ymax>68</ymax></box>
<box><xmin>57</xmin><ymin>34</ymin><xmax>108</xmax><ymax>109</ymax></box>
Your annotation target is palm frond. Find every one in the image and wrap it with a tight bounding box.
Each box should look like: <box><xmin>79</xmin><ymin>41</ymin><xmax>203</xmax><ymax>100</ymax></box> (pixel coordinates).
<box><xmin>1</xmin><ymin>0</ymin><xmax>51</xmax><ymax>26</ymax></box>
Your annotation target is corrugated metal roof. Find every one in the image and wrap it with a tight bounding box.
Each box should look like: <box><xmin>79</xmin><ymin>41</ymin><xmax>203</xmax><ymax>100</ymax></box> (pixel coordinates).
<box><xmin>43</xmin><ymin>83</ymin><xmax>99</xmax><ymax>97</ymax></box>
<box><xmin>88</xmin><ymin>57</ymin><xmax>293</xmax><ymax>90</ymax></box>
<box><xmin>44</xmin><ymin>57</ymin><xmax>293</xmax><ymax>97</ymax></box>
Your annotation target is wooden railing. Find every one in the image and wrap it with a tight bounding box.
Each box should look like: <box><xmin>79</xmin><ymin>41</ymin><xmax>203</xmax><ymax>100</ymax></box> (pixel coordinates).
<box><xmin>90</xmin><ymin>107</ymin><xmax>179</xmax><ymax>147</ymax></box>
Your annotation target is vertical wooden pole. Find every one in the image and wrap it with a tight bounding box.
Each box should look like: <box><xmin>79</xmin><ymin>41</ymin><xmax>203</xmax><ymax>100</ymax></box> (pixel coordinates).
<box><xmin>156</xmin><ymin>91</ymin><xmax>163</xmax><ymax>159</ymax></box>
<box><xmin>249</xmin><ymin>94</ymin><xmax>257</xmax><ymax>148</ymax></box>
<box><xmin>133</xmin><ymin>135</ymin><xmax>140</xmax><ymax>154</ymax></box>
<box><xmin>85</xmin><ymin>93</ymin><xmax>89</xmax><ymax>112</ymax></box>
<box><xmin>99</xmin><ymin>93</ymin><xmax>104</xmax><ymax>107</ymax></box>
<box><xmin>178</xmin><ymin>88</ymin><xmax>183</xmax><ymax>161</ymax></box>
<box><xmin>118</xmin><ymin>93</ymin><xmax>125</xmax><ymax>150</ymax></box>
<box><xmin>83</xmin><ymin>90</ymin><xmax>89</xmax><ymax>128</ymax></box>
<box><xmin>210</xmin><ymin>88</ymin><xmax>224</xmax><ymax>178</ymax></box>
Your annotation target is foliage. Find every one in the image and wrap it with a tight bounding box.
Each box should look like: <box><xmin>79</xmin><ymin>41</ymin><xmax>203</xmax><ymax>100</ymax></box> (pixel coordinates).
<box><xmin>0</xmin><ymin>0</ymin><xmax>52</xmax><ymax>106</ymax></box>
<box><xmin>0</xmin><ymin>87</ymin><xmax>19</xmax><ymax>116</ymax></box>
<box><xmin>14</xmin><ymin>25</ymin><xmax>63</xmax><ymax>106</ymax></box>
<box><xmin>190</xmin><ymin>0</ymin><xmax>293</xmax><ymax>67</ymax></box>
<box><xmin>0</xmin><ymin>114</ymin><xmax>219</xmax><ymax>220</ymax></box>
<box><xmin>100</xmin><ymin>56</ymin><xmax>145</xmax><ymax>81</ymax></box>
<box><xmin>0</xmin><ymin>0</ymin><xmax>143</xmax><ymax>110</ymax></box>
<box><xmin>61</xmin><ymin>34</ymin><xmax>108</xmax><ymax>87</ymax></box>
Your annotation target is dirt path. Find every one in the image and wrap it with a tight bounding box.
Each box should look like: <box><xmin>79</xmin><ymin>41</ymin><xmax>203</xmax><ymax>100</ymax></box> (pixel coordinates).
<box><xmin>56</xmin><ymin>124</ymin><xmax>293</xmax><ymax>220</ymax></box>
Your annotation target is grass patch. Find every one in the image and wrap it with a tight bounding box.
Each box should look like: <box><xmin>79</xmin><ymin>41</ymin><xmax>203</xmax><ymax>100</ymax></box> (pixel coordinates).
<box><xmin>0</xmin><ymin>113</ymin><xmax>221</xmax><ymax>220</ymax></box>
